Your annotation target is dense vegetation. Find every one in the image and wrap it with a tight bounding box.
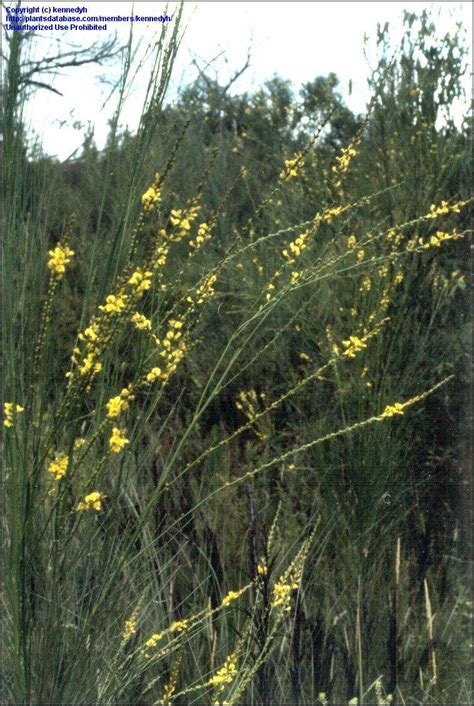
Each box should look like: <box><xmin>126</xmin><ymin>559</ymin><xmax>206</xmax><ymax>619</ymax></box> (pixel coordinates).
<box><xmin>3</xmin><ymin>9</ymin><xmax>471</xmax><ymax>705</ymax></box>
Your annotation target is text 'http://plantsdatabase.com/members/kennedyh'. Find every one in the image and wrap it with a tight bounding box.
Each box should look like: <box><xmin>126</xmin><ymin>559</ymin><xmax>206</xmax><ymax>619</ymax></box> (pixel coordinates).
<box><xmin>3</xmin><ymin>5</ymin><xmax>174</xmax><ymax>32</ymax></box>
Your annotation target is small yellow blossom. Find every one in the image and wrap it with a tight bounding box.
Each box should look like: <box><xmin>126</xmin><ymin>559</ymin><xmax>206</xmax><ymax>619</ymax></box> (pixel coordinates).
<box><xmin>128</xmin><ymin>268</ymin><xmax>153</xmax><ymax>297</ymax></box>
<box><xmin>109</xmin><ymin>427</ymin><xmax>129</xmax><ymax>454</ymax></box>
<box><xmin>78</xmin><ymin>352</ymin><xmax>102</xmax><ymax>378</ymax></box>
<box><xmin>342</xmin><ymin>336</ymin><xmax>367</xmax><ymax>358</ymax></box>
<box><xmin>146</xmin><ymin>367</ymin><xmax>162</xmax><ymax>383</ymax></box>
<box><xmin>3</xmin><ymin>402</ymin><xmax>24</xmax><ymax>428</ymax></box>
<box><xmin>145</xmin><ymin>632</ymin><xmax>164</xmax><ymax>650</ymax></box>
<box><xmin>195</xmin><ymin>273</ymin><xmax>217</xmax><ymax>304</ymax></box>
<box><xmin>141</xmin><ymin>184</ymin><xmax>161</xmax><ymax>212</ymax></box>
<box><xmin>48</xmin><ymin>453</ymin><xmax>69</xmax><ymax>481</ymax></box>
<box><xmin>380</xmin><ymin>402</ymin><xmax>405</xmax><ymax>419</ymax></box>
<box><xmin>221</xmin><ymin>586</ymin><xmax>248</xmax><ymax>607</ymax></box>
<box><xmin>99</xmin><ymin>293</ymin><xmax>128</xmax><ymax>314</ymax></box>
<box><xmin>280</xmin><ymin>152</ymin><xmax>304</xmax><ymax>180</ymax></box>
<box><xmin>332</xmin><ymin>144</ymin><xmax>357</xmax><ymax>175</ymax></box>
<box><xmin>207</xmin><ymin>654</ymin><xmax>238</xmax><ymax>690</ymax></box>
<box><xmin>106</xmin><ymin>387</ymin><xmax>134</xmax><ymax>419</ymax></box>
<box><xmin>131</xmin><ymin>312</ymin><xmax>152</xmax><ymax>330</ymax></box>
<box><xmin>347</xmin><ymin>234</ymin><xmax>357</xmax><ymax>249</ymax></box>
<box><xmin>271</xmin><ymin>572</ymin><xmax>300</xmax><ymax>611</ymax></box>
<box><xmin>76</xmin><ymin>491</ymin><xmax>105</xmax><ymax>512</ymax></box>
<box><xmin>394</xmin><ymin>271</ymin><xmax>404</xmax><ymax>285</ymax></box>
<box><xmin>79</xmin><ymin>322</ymin><xmax>100</xmax><ymax>342</ymax></box>
<box><xmin>189</xmin><ymin>222</ymin><xmax>211</xmax><ymax>250</ymax></box>
<box><xmin>47</xmin><ymin>243</ymin><xmax>74</xmax><ymax>278</ymax></box>
<box><xmin>169</xmin><ymin>620</ymin><xmax>188</xmax><ymax>633</ymax></box>
<box><xmin>122</xmin><ymin>606</ymin><xmax>140</xmax><ymax>642</ymax></box>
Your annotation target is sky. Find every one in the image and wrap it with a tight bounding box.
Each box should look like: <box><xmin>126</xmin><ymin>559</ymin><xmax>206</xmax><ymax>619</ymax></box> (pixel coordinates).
<box><xmin>2</xmin><ymin>1</ymin><xmax>472</xmax><ymax>160</ymax></box>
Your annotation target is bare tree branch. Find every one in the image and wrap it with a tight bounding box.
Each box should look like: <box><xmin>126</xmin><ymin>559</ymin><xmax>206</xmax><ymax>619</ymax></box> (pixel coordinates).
<box><xmin>222</xmin><ymin>49</ymin><xmax>251</xmax><ymax>94</ymax></box>
<box><xmin>22</xmin><ymin>79</ymin><xmax>63</xmax><ymax>96</ymax></box>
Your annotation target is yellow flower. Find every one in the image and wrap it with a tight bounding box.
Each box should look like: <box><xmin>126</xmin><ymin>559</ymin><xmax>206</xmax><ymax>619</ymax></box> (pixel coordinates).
<box><xmin>131</xmin><ymin>312</ymin><xmax>152</xmax><ymax>330</ymax></box>
<box><xmin>342</xmin><ymin>336</ymin><xmax>367</xmax><ymax>358</ymax></box>
<box><xmin>207</xmin><ymin>654</ymin><xmax>238</xmax><ymax>690</ymax></box>
<box><xmin>332</xmin><ymin>144</ymin><xmax>357</xmax><ymax>175</ymax></box>
<box><xmin>48</xmin><ymin>453</ymin><xmax>69</xmax><ymax>481</ymax></box>
<box><xmin>169</xmin><ymin>619</ymin><xmax>188</xmax><ymax>633</ymax></box>
<box><xmin>76</xmin><ymin>491</ymin><xmax>105</xmax><ymax>512</ymax></box>
<box><xmin>380</xmin><ymin>402</ymin><xmax>405</xmax><ymax>419</ymax></box>
<box><xmin>145</xmin><ymin>632</ymin><xmax>163</xmax><ymax>650</ymax></box>
<box><xmin>78</xmin><ymin>351</ymin><xmax>102</xmax><ymax>378</ymax></box>
<box><xmin>347</xmin><ymin>234</ymin><xmax>357</xmax><ymax>249</ymax></box>
<box><xmin>279</xmin><ymin>153</ymin><xmax>304</xmax><ymax>180</ymax></box>
<box><xmin>122</xmin><ymin>606</ymin><xmax>140</xmax><ymax>642</ymax></box>
<box><xmin>196</xmin><ymin>273</ymin><xmax>217</xmax><ymax>304</ymax></box>
<box><xmin>79</xmin><ymin>322</ymin><xmax>100</xmax><ymax>342</ymax></box>
<box><xmin>221</xmin><ymin>587</ymin><xmax>246</xmax><ymax>607</ymax></box>
<box><xmin>47</xmin><ymin>243</ymin><xmax>74</xmax><ymax>278</ymax></box>
<box><xmin>146</xmin><ymin>366</ymin><xmax>162</xmax><ymax>383</ymax></box>
<box><xmin>394</xmin><ymin>271</ymin><xmax>404</xmax><ymax>285</ymax></box>
<box><xmin>109</xmin><ymin>427</ymin><xmax>129</xmax><ymax>453</ymax></box>
<box><xmin>271</xmin><ymin>572</ymin><xmax>300</xmax><ymax>611</ymax></box>
<box><xmin>128</xmin><ymin>268</ymin><xmax>153</xmax><ymax>296</ymax></box>
<box><xmin>106</xmin><ymin>387</ymin><xmax>134</xmax><ymax>419</ymax></box>
<box><xmin>99</xmin><ymin>293</ymin><xmax>128</xmax><ymax>314</ymax></box>
<box><xmin>141</xmin><ymin>184</ymin><xmax>161</xmax><ymax>212</ymax></box>
<box><xmin>3</xmin><ymin>402</ymin><xmax>24</xmax><ymax>428</ymax></box>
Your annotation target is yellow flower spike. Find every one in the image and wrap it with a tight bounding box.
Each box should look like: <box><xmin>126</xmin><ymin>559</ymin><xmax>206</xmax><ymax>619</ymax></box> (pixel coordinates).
<box><xmin>271</xmin><ymin>567</ymin><xmax>301</xmax><ymax>611</ymax></box>
<box><xmin>3</xmin><ymin>402</ymin><xmax>25</xmax><ymax>428</ymax></box>
<box><xmin>48</xmin><ymin>453</ymin><xmax>69</xmax><ymax>481</ymax></box>
<box><xmin>47</xmin><ymin>243</ymin><xmax>74</xmax><ymax>279</ymax></box>
<box><xmin>109</xmin><ymin>427</ymin><xmax>129</xmax><ymax>454</ymax></box>
<box><xmin>221</xmin><ymin>585</ymin><xmax>250</xmax><ymax>607</ymax></box>
<box><xmin>122</xmin><ymin>605</ymin><xmax>140</xmax><ymax>643</ymax></box>
<box><xmin>207</xmin><ymin>653</ymin><xmax>238</xmax><ymax>690</ymax></box>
